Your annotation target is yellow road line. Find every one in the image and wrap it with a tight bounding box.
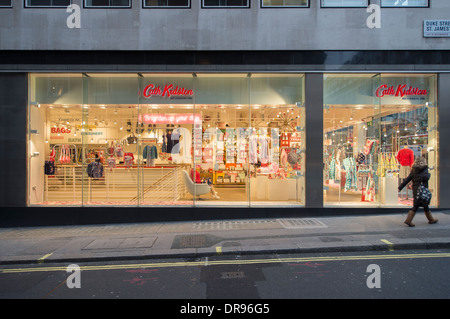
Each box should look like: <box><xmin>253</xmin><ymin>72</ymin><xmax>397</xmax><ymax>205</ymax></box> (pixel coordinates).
<box><xmin>2</xmin><ymin>252</ymin><xmax>450</xmax><ymax>274</ymax></box>
<box><xmin>37</xmin><ymin>253</ymin><xmax>53</xmax><ymax>263</ymax></box>
<box><xmin>380</xmin><ymin>239</ymin><xmax>395</xmax><ymax>251</ymax></box>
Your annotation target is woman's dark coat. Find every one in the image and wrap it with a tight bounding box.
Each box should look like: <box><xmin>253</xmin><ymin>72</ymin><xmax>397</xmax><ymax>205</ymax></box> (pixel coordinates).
<box><xmin>398</xmin><ymin>163</ymin><xmax>430</xmax><ymax>206</ymax></box>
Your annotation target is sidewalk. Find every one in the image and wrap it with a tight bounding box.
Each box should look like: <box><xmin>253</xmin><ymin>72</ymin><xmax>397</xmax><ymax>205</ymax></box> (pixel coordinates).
<box><xmin>1</xmin><ymin>211</ymin><xmax>450</xmax><ymax>265</ymax></box>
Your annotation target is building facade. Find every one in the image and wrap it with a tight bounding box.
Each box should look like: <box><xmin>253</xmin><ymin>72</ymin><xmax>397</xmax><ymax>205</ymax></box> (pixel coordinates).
<box><xmin>1</xmin><ymin>0</ymin><xmax>449</xmax><ymax>226</ymax></box>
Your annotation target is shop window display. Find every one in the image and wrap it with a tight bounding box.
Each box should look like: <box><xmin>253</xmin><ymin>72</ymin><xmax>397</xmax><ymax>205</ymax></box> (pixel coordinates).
<box><xmin>323</xmin><ymin>73</ymin><xmax>438</xmax><ymax>208</ymax></box>
<box><xmin>28</xmin><ymin>73</ymin><xmax>305</xmax><ymax>207</ymax></box>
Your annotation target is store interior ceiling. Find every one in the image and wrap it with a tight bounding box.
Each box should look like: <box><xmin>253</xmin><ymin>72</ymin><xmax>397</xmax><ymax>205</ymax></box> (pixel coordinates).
<box><xmin>42</xmin><ymin>103</ymin><xmax>302</xmax><ymax>133</ymax></box>
<box><xmin>41</xmin><ymin>100</ymin><xmax>428</xmax><ymax>135</ymax></box>
<box><xmin>324</xmin><ymin>103</ymin><xmax>428</xmax><ymax>132</ymax></box>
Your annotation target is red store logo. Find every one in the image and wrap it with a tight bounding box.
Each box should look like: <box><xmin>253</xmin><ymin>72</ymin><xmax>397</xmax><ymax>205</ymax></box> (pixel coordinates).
<box><xmin>143</xmin><ymin>84</ymin><xmax>193</xmax><ymax>99</ymax></box>
<box><xmin>375</xmin><ymin>84</ymin><xmax>428</xmax><ymax>98</ymax></box>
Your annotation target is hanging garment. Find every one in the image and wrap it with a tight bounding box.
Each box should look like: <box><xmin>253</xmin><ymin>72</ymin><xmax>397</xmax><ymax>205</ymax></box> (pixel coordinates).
<box><xmin>166</xmin><ymin>132</ymin><xmax>173</xmax><ymax>153</ymax></box>
<box><xmin>343</xmin><ymin>157</ymin><xmax>357</xmax><ymax>191</ymax></box>
<box><xmin>364</xmin><ymin>173</ymin><xmax>375</xmax><ymax>202</ymax></box>
<box><xmin>329</xmin><ymin>149</ymin><xmax>336</xmax><ymax>180</ymax></box>
<box><xmin>335</xmin><ymin>157</ymin><xmax>341</xmax><ymax>181</ymax></box>
<box><xmin>259</xmin><ymin>136</ymin><xmax>270</xmax><ymax>163</ymax></box>
<box><xmin>249</xmin><ymin>135</ymin><xmax>258</xmax><ymax>164</ymax></box>
<box><xmin>171</xmin><ymin>130</ymin><xmax>180</xmax><ymax>154</ymax></box>
<box><xmin>364</xmin><ymin>139</ymin><xmax>375</xmax><ymax>155</ymax></box>
<box><xmin>390</xmin><ymin>153</ymin><xmax>398</xmax><ymax>171</ymax></box>
<box><xmin>143</xmin><ymin>145</ymin><xmax>158</xmax><ymax>167</ymax></box>
<box><xmin>143</xmin><ymin>145</ymin><xmax>157</xmax><ymax>159</ymax></box>
<box><xmin>150</xmin><ymin>145</ymin><xmax>158</xmax><ymax>159</ymax></box>
<box><xmin>377</xmin><ymin>153</ymin><xmax>385</xmax><ymax>178</ymax></box>
<box><xmin>143</xmin><ymin>145</ymin><xmax>150</xmax><ymax>159</ymax></box>
<box><xmin>280</xmin><ymin>148</ymin><xmax>288</xmax><ymax>168</ymax></box>
<box><xmin>161</xmin><ymin>134</ymin><xmax>167</xmax><ymax>153</ymax></box>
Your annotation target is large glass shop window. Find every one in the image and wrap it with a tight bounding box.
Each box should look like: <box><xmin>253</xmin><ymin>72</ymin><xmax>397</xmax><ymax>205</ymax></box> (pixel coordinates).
<box><xmin>323</xmin><ymin>74</ymin><xmax>438</xmax><ymax>208</ymax></box>
<box><xmin>28</xmin><ymin>73</ymin><xmax>305</xmax><ymax>207</ymax></box>
<box><xmin>249</xmin><ymin>74</ymin><xmax>305</xmax><ymax>206</ymax></box>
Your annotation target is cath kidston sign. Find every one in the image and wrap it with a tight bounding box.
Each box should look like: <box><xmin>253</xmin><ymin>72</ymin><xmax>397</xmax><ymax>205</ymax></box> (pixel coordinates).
<box><xmin>375</xmin><ymin>84</ymin><xmax>428</xmax><ymax>98</ymax></box>
<box><xmin>143</xmin><ymin>84</ymin><xmax>193</xmax><ymax>99</ymax></box>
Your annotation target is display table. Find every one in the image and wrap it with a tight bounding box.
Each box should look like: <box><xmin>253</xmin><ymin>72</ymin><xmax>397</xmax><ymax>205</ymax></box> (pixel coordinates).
<box><xmin>249</xmin><ymin>175</ymin><xmax>300</xmax><ymax>201</ymax></box>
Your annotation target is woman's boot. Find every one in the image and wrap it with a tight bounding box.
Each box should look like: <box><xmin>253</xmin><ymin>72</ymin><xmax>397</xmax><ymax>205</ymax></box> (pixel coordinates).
<box><xmin>404</xmin><ymin>210</ymin><xmax>416</xmax><ymax>227</ymax></box>
<box><xmin>425</xmin><ymin>211</ymin><xmax>438</xmax><ymax>224</ymax></box>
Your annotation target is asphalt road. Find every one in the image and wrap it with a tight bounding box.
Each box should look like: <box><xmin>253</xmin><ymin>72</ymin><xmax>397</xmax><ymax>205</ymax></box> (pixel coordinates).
<box><xmin>1</xmin><ymin>249</ymin><xmax>449</xmax><ymax>303</ymax></box>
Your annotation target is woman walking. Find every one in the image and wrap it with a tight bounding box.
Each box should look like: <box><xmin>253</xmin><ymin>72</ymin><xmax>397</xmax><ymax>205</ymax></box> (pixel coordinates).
<box><xmin>398</xmin><ymin>156</ymin><xmax>438</xmax><ymax>227</ymax></box>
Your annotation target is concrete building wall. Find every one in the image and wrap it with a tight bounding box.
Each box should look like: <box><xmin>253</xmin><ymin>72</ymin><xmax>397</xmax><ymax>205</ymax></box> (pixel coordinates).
<box><xmin>0</xmin><ymin>1</ymin><xmax>449</xmax><ymax>51</ymax></box>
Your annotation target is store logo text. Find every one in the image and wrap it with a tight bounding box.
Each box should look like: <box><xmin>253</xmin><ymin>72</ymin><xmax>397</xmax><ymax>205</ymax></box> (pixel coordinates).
<box><xmin>143</xmin><ymin>84</ymin><xmax>194</xmax><ymax>99</ymax></box>
<box><xmin>375</xmin><ymin>84</ymin><xmax>428</xmax><ymax>98</ymax></box>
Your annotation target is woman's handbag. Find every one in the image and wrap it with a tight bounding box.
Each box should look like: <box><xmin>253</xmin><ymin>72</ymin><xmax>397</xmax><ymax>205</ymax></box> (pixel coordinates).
<box><xmin>416</xmin><ymin>181</ymin><xmax>432</xmax><ymax>204</ymax></box>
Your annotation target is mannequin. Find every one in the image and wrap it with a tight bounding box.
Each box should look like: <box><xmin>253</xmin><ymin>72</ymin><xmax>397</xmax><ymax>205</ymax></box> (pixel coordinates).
<box><xmin>397</xmin><ymin>144</ymin><xmax>414</xmax><ymax>178</ymax></box>
<box><xmin>397</xmin><ymin>144</ymin><xmax>414</xmax><ymax>199</ymax></box>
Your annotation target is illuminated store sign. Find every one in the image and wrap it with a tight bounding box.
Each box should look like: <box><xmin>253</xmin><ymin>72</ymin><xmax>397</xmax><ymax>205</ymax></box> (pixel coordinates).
<box><xmin>138</xmin><ymin>113</ymin><xmax>201</xmax><ymax>125</ymax></box>
<box><xmin>143</xmin><ymin>84</ymin><xmax>194</xmax><ymax>99</ymax></box>
<box><xmin>375</xmin><ymin>84</ymin><xmax>428</xmax><ymax>98</ymax></box>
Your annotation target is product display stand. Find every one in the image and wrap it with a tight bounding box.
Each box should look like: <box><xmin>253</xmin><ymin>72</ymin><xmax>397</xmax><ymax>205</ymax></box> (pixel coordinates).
<box><xmin>381</xmin><ymin>176</ymin><xmax>398</xmax><ymax>205</ymax></box>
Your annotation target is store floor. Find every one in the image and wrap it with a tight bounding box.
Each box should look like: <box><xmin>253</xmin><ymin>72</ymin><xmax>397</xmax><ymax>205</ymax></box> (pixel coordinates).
<box><xmin>38</xmin><ymin>186</ymin><xmax>303</xmax><ymax>207</ymax></box>
<box><xmin>324</xmin><ymin>186</ymin><xmax>413</xmax><ymax>207</ymax></box>
<box><xmin>179</xmin><ymin>187</ymin><xmax>246</xmax><ymax>202</ymax></box>
<box><xmin>179</xmin><ymin>186</ymin><xmax>303</xmax><ymax>207</ymax></box>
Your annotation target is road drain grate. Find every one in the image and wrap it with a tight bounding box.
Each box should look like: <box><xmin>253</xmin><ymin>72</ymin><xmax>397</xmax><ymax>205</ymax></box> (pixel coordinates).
<box><xmin>178</xmin><ymin>235</ymin><xmax>206</xmax><ymax>248</ymax></box>
<box><xmin>277</xmin><ymin>218</ymin><xmax>327</xmax><ymax>229</ymax></box>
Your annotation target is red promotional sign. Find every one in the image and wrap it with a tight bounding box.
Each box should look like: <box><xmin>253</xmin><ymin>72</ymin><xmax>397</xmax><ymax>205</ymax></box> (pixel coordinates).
<box><xmin>138</xmin><ymin>113</ymin><xmax>201</xmax><ymax>125</ymax></box>
<box><xmin>143</xmin><ymin>84</ymin><xmax>193</xmax><ymax>99</ymax></box>
<box><xmin>375</xmin><ymin>84</ymin><xmax>428</xmax><ymax>98</ymax></box>
<box><xmin>51</xmin><ymin>127</ymin><xmax>71</xmax><ymax>134</ymax></box>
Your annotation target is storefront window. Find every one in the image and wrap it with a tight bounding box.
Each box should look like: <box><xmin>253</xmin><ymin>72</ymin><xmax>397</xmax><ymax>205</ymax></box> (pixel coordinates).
<box><xmin>28</xmin><ymin>73</ymin><xmax>305</xmax><ymax>207</ymax></box>
<box><xmin>138</xmin><ymin>74</ymin><xmax>195</xmax><ymax>205</ymax></box>
<box><xmin>249</xmin><ymin>74</ymin><xmax>305</xmax><ymax>206</ymax></box>
<box><xmin>28</xmin><ymin>74</ymin><xmax>83</xmax><ymax>206</ymax></box>
<box><xmin>323</xmin><ymin>73</ymin><xmax>438</xmax><ymax>208</ymax></box>
<box><xmin>82</xmin><ymin>73</ymin><xmax>140</xmax><ymax>205</ymax></box>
